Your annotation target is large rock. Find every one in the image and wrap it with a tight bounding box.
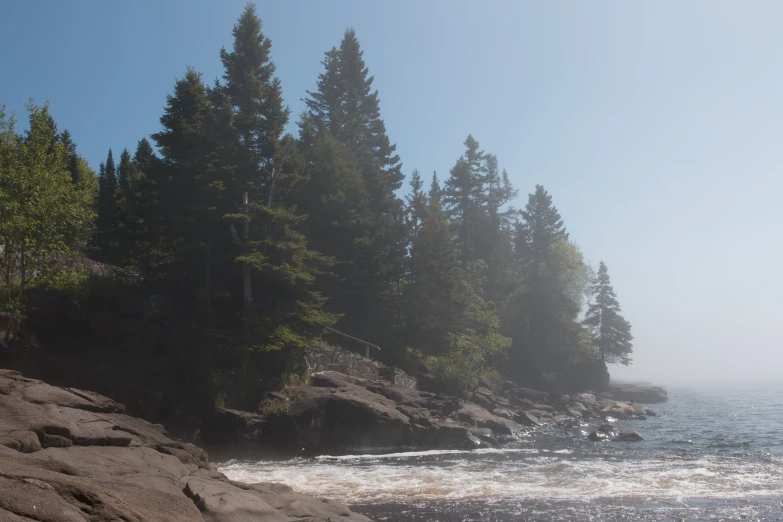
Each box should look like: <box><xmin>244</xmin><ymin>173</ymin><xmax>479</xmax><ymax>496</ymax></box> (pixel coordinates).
<box><xmin>260</xmin><ymin>371</ymin><xmax>525</xmax><ymax>451</ymax></box>
<box><xmin>600</xmin><ymin>401</ymin><xmax>636</xmax><ymax>418</ymax></box>
<box><xmin>607</xmin><ymin>383</ymin><xmax>668</xmax><ymax>403</ymax></box>
<box><xmin>0</xmin><ymin>369</ymin><xmax>371</xmax><ymax>522</ymax></box>
<box><xmin>612</xmin><ymin>429</ymin><xmax>645</xmax><ymax>442</ymax></box>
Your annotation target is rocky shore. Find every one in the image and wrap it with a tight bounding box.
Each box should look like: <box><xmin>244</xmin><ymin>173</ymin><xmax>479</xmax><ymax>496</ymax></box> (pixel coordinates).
<box><xmin>202</xmin><ymin>370</ymin><xmax>665</xmax><ymax>453</ymax></box>
<box><xmin>0</xmin><ymin>365</ymin><xmax>666</xmax><ymax>520</ymax></box>
<box><xmin>0</xmin><ymin>369</ymin><xmax>370</xmax><ymax>521</ymax></box>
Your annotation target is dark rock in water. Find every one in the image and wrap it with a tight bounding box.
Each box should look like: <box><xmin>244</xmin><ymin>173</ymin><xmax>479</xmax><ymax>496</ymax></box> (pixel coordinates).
<box><xmin>612</xmin><ymin>429</ymin><xmax>645</xmax><ymax>442</ymax></box>
<box><xmin>588</xmin><ymin>422</ymin><xmax>618</xmax><ymax>442</ymax></box>
<box><xmin>515</xmin><ymin>411</ymin><xmax>542</xmax><ymax>427</ymax></box>
<box><xmin>0</xmin><ymin>369</ymin><xmax>371</xmax><ymax>522</ymax></box>
<box><xmin>464</xmin><ymin>434</ymin><xmax>486</xmax><ymax>449</ymax></box>
<box><xmin>645</xmin><ymin>408</ymin><xmax>658</xmax><ymax>417</ymax></box>
<box><xmin>470</xmin><ymin>427</ymin><xmax>498</xmax><ymax>446</ymax></box>
<box><xmin>588</xmin><ymin>430</ymin><xmax>610</xmax><ymax>441</ymax></box>
<box><xmin>608</xmin><ymin>383</ymin><xmax>668</xmax><ymax>403</ymax></box>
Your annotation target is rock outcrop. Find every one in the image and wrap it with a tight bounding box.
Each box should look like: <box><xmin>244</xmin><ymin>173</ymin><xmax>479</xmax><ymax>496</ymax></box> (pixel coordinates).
<box><xmin>606</xmin><ymin>383</ymin><xmax>668</xmax><ymax>403</ymax></box>
<box><xmin>246</xmin><ymin>371</ymin><xmax>651</xmax><ymax>452</ymax></box>
<box><xmin>0</xmin><ymin>369</ymin><xmax>370</xmax><ymax>521</ymax></box>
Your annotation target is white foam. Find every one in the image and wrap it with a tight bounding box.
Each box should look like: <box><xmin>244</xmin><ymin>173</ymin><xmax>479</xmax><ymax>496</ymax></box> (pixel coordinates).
<box><xmin>218</xmin><ymin>452</ymin><xmax>783</xmax><ymax>504</ymax></box>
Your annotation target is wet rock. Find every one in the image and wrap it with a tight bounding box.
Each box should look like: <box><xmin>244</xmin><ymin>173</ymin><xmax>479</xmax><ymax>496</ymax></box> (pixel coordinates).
<box><xmin>588</xmin><ymin>422</ymin><xmax>617</xmax><ymax>442</ymax></box>
<box><xmin>463</xmin><ymin>434</ymin><xmax>485</xmax><ymax>449</ymax></box>
<box><xmin>645</xmin><ymin>408</ymin><xmax>658</xmax><ymax>417</ymax></box>
<box><xmin>612</xmin><ymin>429</ymin><xmax>645</xmax><ymax>442</ymax></box>
<box><xmin>515</xmin><ymin>412</ymin><xmax>542</xmax><ymax>427</ymax></box>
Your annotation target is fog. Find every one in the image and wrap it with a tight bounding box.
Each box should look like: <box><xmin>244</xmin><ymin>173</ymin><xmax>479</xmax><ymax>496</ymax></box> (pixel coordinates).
<box><xmin>3</xmin><ymin>1</ymin><xmax>781</xmax><ymax>386</ymax></box>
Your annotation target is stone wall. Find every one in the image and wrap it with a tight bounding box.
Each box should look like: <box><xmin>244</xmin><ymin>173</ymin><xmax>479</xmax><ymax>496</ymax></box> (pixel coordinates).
<box><xmin>52</xmin><ymin>254</ymin><xmax>141</xmax><ymax>282</ymax></box>
<box><xmin>301</xmin><ymin>347</ymin><xmax>418</xmax><ymax>390</ymax></box>
<box><xmin>379</xmin><ymin>367</ymin><xmax>418</xmax><ymax>390</ymax></box>
<box><xmin>303</xmin><ymin>347</ymin><xmax>380</xmax><ymax>382</ymax></box>
<box><xmin>0</xmin><ymin>245</ymin><xmax>140</xmax><ymax>283</ymax></box>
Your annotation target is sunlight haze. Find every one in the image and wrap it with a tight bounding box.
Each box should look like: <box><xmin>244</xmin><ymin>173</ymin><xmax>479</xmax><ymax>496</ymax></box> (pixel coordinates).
<box><xmin>3</xmin><ymin>0</ymin><xmax>781</xmax><ymax>386</ymax></box>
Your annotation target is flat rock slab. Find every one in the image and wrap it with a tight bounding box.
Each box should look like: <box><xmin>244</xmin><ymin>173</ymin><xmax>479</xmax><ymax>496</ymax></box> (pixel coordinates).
<box><xmin>0</xmin><ymin>369</ymin><xmax>371</xmax><ymax>522</ymax></box>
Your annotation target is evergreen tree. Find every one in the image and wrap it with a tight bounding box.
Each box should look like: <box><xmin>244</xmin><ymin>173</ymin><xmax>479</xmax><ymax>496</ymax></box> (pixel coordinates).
<box><xmin>217</xmin><ymin>4</ymin><xmax>337</xmax><ymax>345</ymax></box>
<box><xmin>92</xmin><ymin>148</ymin><xmax>119</xmax><ymax>262</ymax></box>
<box><xmin>302</xmin><ymin>28</ymin><xmax>406</xmax><ymax>347</ymax></box>
<box><xmin>511</xmin><ymin>185</ymin><xmax>582</xmax><ymax>378</ymax></box>
<box><xmin>404</xmin><ymin>172</ymin><xmax>462</xmax><ymax>356</ymax></box>
<box><xmin>405</xmin><ymin>169</ymin><xmax>427</xmax><ymax>274</ymax></box>
<box><xmin>149</xmin><ymin>67</ymin><xmax>214</xmax><ymax>291</ymax></box>
<box><xmin>132</xmin><ymin>138</ymin><xmax>155</xmax><ymax>174</ymax></box>
<box><xmin>443</xmin><ymin>135</ymin><xmax>489</xmax><ymax>265</ymax></box>
<box><xmin>583</xmin><ymin>262</ymin><xmax>633</xmax><ymax>365</ymax></box>
<box><xmin>117</xmin><ymin>147</ymin><xmax>139</xmax><ymax>191</ymax></box>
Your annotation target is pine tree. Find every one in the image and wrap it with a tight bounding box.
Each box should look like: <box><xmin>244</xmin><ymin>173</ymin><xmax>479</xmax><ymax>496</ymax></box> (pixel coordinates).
<box><xmin>443</xmin><ymin>135</ymin><xmax>489</xmax><ymax>265</ymax></box>
<box><xmin>149</xmin><ymin>67</ymin><xmax>214</xmax><ymax>292</ymax></box>
<box><xmin>302</xmin><ymin>28</ymin><xmax>407</xmax><ymax>347</ymax></box>
<box><xmin>405</xmin><ymin>169</ymin><xmax>427</xmax><ymax>275</ymax></box>
<box><xmin>117</xmin><ymin>148</ymin><xmax>139</xmax><ymax>191</ymax></box>
<box><xmin>217</xmin><ymin>4</ymin><xmax>337</xmax><ymax>345</ymax></box>
<box><xmin>482</xmin><ymin>154</ymin><xmax>517</xmax><ymax>302</ymax></box>
<box><xmin>404</xmin><ymin>172</ymin><xmax>462</xmax><ymax>356</ymax></box>
<box><xmin>583</xmin><ymin>262</ymin><xmax>633</xmax><ymax>365</ymax></box>
<box><xmin>132</xmin><ymin>138</ymin><xmax>155</xmax><ymax>174</ymax></box>
<box><xmin>511</xmin><ymin>185</ymin><xmax>581</xmax><ymax>378</ymax></box>
<box><xmin>92</xmin><ymin>148</ymin><xmax>119</xmax><ymax>262</ymax></box>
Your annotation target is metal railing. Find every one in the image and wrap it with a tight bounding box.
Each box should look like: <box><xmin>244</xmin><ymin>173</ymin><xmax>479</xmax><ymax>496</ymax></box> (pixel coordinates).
<box><xmin>323</xmin><ymin>326</ymin><xmax>381</xmax><ymax>360</ymax></box>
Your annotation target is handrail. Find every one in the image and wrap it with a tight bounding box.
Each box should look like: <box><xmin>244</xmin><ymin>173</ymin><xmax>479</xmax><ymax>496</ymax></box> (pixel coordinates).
<box><xmin>323</xmin><ymin>326</ymin><xmax>380</xmax><ymax>359</ymax></box>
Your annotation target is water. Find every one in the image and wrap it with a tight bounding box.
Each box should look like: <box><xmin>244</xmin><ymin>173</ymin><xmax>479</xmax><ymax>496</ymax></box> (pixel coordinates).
<box><xmin>218</xmin><ymin>386</ymin><xmax>783</xmax><ymax>520</ymax></box>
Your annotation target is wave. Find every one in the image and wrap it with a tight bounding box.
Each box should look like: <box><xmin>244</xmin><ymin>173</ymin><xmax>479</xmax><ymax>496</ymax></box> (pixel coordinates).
<box><xmin>218</xmin><ymin>451</ymin><xmax>783</xmax><ymax>504</ymax></box>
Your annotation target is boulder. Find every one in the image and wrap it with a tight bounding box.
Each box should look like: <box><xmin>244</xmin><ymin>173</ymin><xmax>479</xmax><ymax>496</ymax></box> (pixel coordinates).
<box><xmin>612</xmin><ymin>429</ymin><xmax>645</xmax><ymax>442</ymax></box>
<box><xmin>588</xmin><ymin>423</ymin><xmax>617</xmax><ymax>442</ymax></box>
<box><xmin>600</xmin><ymin>401</ymin><xmax>636</xmax><ymax>418</ymax></box>
<box><xmin>515</xmin><ymin>411</ymin><xmax>542</xmax><ymax>427</ymax></box>
<box><xmin>0</xmin><ymin>369</ymin><xmax>370</xmax><ymax>522</ymax></box>
<box><xmin>577</xmin><ymin>393</ymin><xmax>597</xmax><ymax>406</ymax></box>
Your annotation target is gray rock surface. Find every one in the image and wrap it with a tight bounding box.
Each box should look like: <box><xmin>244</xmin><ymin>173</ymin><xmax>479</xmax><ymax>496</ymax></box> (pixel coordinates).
<box><xmin>0</xmin><ymin>369</ymin><xmax>371</xmax><ymax>522</ymax></box>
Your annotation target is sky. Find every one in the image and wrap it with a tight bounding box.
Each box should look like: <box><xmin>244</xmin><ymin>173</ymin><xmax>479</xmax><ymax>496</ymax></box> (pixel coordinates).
<box><xmin>2</xmin><ymin>1</ymin><xmax>783</xmax><ymax>386</ymax></box>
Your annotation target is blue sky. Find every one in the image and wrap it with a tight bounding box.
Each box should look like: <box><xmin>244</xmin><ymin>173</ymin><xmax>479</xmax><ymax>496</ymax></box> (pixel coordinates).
<box><xmin>3</xmin><ymin>1</ymin><xmax>783</xmax><ymax>385</ymax></box>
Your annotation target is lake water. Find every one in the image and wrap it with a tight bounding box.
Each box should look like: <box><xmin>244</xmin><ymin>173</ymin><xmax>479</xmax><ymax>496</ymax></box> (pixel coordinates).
<box><xmin>219</xmin><ymin>386</ymin><xmax>783</xmax><ymax>520</ymax></box>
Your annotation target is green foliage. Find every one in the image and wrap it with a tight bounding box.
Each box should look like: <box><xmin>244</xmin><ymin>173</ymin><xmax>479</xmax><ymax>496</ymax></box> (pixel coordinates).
<box><xmin>258</xmin><ymin>396</ymin><xmax>289</xmax><ymax>415</ymax></box>
<box><xmin>3</xmin><ymin>3</ymin><xmax>635</xmax><ymax>395</ymax></box>
<box><xmin>436</xmin><ymin>262</ymin><xmax>511</xmax><ymax>393</ymax></box>
<box><xmin>0</xmin><ymin>102</ymin><xmax>95</xmax><ymax>338</ymax></box>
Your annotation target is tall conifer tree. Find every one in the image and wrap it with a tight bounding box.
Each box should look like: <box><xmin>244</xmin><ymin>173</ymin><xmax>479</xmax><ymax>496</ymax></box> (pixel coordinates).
<box><xmin>583</xmin><ymin>262</ymin><xmax>633</xmax><ymax>365</ymax></box>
